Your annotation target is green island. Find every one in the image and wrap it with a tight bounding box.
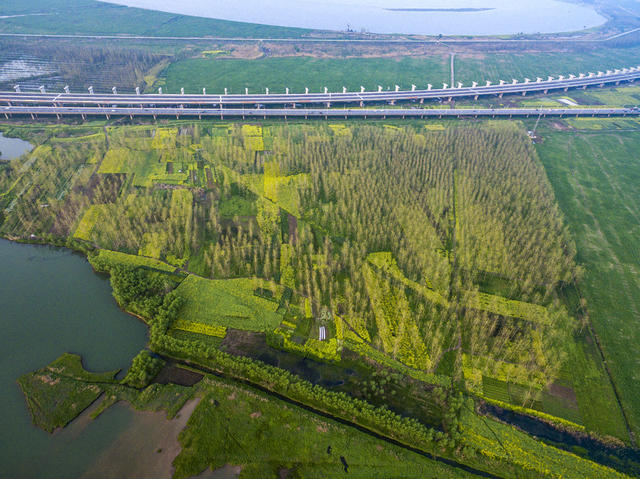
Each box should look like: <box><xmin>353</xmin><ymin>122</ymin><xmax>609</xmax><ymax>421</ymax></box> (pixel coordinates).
<box><xmin>3</xmin><ymin>0</ymin><xmax>640</xmax><ymax>477</ymax></box>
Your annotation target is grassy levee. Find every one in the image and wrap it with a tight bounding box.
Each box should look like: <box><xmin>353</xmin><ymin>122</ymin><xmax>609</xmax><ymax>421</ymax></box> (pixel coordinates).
<box><xmin>0</xmin><ymin>0</ymin><xmax>310</xmax><ymax>38</ymax></box>
<box><xmin>173</xmin><ymin>377</ymin><xmax>479</xmax><ymax>479</ymax></box>
<box><xmin>90</xmin><ymin>249</ymin><xmax>179</xmax><ymax>274</ymax></box>
<box><xmin>159</xmin><ymin>47</ymin><xmax>640</xmax><ymax>95</ymax></box>
<box><xmin>536</xmin><ymin>126</ymin><xmax>640</xmax><ymax>442</ymax></box>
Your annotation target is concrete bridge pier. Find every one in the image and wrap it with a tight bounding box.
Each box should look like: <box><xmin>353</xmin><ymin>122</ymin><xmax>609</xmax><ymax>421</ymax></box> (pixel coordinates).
<box><xmin>522</xmin><ymin>91</ymin><xmax>527</xmax><ymax>96</ymax></box>
<box><xmin>4</xmin><ymin>113</ymin><xmax>9</xmax><ymax>119</ymax></box>
<box><xmin>499</xmin><ymin>93</ymin><xmax>503</xmax><ymax>98</ymax></box>
<box><xmin>106</xmin><ymin>114</ymin><xmax>110</xmax><ymax>120</ymax></box>
<box><xmin>326</xmin><ymin>102</ymin><xmax>331</xmax><ymax>108</ymax></box>
<box><xmin>583</xmin><ymin>85</ymin><xmax>587</xmax><ymax>90</ymax></box>
<box><xmin>82</xmin><ymin>114</ymin><xmax>86</xmax><ymax>120</ymax></box>
<box><xmin>474</xmin><ymin>95</ymin><xmax>478</xmax><ymax>100</ymax></box>
<box><xmin>564</xmin><ymin>87</ymin><xmax>568</xmax><ymax>92</ymax></box>
<box><xmin>360</xmin><ymin>101</ymin><xmax>364</xmax><ymax>107</ymax></box>
<box><xmin>543</xmin><ymin>89</ymin><xmax>548</xmax><ymax>94</ymax></box>
<box><xmin>420</xmin><ymin>98</ymin><xmax>424</xmax><ymax>104</ymax></box>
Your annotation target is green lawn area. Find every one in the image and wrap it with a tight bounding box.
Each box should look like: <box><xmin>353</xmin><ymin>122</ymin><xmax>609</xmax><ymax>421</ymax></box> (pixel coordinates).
<box><xmin>536</xmin><ymin>127</ymin><xmax>640</xmax><ymax>441</ymax></box>
<box><xmin>174</xmin><ymin>275</ymin><xmax>284</xmax><ymax>332</ymax></box>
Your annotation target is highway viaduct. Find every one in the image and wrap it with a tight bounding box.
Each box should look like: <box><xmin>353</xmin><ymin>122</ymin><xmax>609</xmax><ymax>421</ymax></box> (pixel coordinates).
<box><xmin>2</xmin><ymin>105</ymin><xmax>639</xmax><ymax>121</ymax></box>
<box><xmin>2</xmin><ymin>67</ymin><xmax>640</xmax><ymax>109</ymax></box>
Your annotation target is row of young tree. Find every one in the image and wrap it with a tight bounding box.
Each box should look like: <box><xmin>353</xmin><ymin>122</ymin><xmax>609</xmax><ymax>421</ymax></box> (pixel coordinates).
<box><xmin>0</xmin><ymin>122</ymin><xmax>579</xmax><ymax>392</ymax></box>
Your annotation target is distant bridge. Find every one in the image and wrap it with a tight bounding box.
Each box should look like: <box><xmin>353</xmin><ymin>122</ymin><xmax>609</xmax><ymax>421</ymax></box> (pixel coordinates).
<box><xmin>2</xmin><ymin>105</ymin><xmax>638</xmax><ymax>121</ymax></box>
<box><xmin>2</xmin><ymin>67</ymin><xmax>640</xmax><ymax>109</ymax></box>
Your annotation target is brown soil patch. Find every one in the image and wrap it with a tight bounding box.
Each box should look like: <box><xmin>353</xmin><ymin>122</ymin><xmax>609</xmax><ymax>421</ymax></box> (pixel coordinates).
<box><xmin>316</xmin><ymin>425</ymin><xmax>328</xmax><ymax>433</ymax></box>
<box><xmin>228</xmin><ymin>392</ymin><xmax>237</xmax><ymax>401</ymax></box>
<box><xmin>551</xmin><ymin>121</ymin><xmax>571</xmax><ymax>131</ymax></box>
<box><xmin>288</xmin><ymin>214</ymin><xmax>298</xmax><ymax>245</ymax></box>
<box><xmin>250</xmin><ymin>411</ymin><xmax>262</xmax><ymax>419</ymax></box>
<box><xmin>153</xmin><ymin>364</ymin><xmax>203</xmax><ymax>387</ymax></box>
<box><xmin>40</xmin><ymin>374</ymin><xmax>60</xmax><ymax>386</ymax></box>
<box><xmin>548</xmin><ymin>382</ymin><xmax>578</xmax><ymax>406</ymax></box>
<box><xmin>81</xmin><ymin>398</ymin><xmax>201</xmax><ymax>479</ymax></box>
<box><xmin>220</xmin><ymin>329</ymin><xmax>268</xmax><ymax>356</ymax></box>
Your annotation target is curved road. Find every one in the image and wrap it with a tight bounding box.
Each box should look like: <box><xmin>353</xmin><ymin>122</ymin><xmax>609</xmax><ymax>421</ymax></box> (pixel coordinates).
<box><xmin>2</xmin><ymin>68</ymin><xmax>640</xmax><ymax>107</ymax></box>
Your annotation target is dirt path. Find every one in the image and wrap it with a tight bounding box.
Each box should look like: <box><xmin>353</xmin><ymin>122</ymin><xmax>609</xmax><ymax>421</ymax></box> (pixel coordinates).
<box><xmin>81</xmin><ymin>398</ymin><xmax>201</xmax><ymax>479</ymax></box>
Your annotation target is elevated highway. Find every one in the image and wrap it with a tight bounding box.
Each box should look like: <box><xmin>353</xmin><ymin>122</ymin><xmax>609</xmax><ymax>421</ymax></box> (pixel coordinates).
<box><xmin>2</xmin><ymin>105</ymin><xmax>638</xmax><ymax>120</ymax></box>
<box><xmin>2</xmin><ymin>67</ymin><xmax>640</xmax><ymax>108</ymax></box>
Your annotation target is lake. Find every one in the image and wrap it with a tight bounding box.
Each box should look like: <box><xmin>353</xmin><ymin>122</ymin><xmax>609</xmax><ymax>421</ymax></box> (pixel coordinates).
<box><xmin>102</xmin><ymin>0</ymin><xmax>606</xmax><ymax>36</ymax></box>
<box><xmin>0</xmin><ymin>239</ymin><xmax>148</xmax><ymax>478</ymax></box>
<box><xmin>0</xmin><ymin>131</ymin><xmax>33</xmax><ymax>160</ymax></box>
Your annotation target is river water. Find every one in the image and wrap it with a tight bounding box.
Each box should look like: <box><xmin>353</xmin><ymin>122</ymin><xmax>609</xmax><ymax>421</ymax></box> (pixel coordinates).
<box><xmin>0</xmin><ymin>239</ymin><xmax>148</xmax><ymax>478</ymax></box>
<box><xmin>102</xmin><ymin>0</ymin><xmax>605</xmax><ymax>36</ymax></box>
<box><xmin>0</xmin><ymin>131</ymin><xmax>33</xmax><ymax>160</ymax></box>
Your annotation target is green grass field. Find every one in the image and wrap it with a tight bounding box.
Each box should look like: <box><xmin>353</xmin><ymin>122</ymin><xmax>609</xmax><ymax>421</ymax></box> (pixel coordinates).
<box><xmin>174</xmin><ymin>275</ymin><xmax>284</xmax><ymax>331</ymax></box>
<box><xmin>536</xmin><ymin>126</ymin><xmax>640</xmax><ymax>441</ymax></box>
<box><xmin>173</xmin><ymin>377</ymin><xmax>476</xmax><ymax>479</ymax></box>
<box><xmin>91</xmin><ymin>249</ymin><xmax>178</xmax><ymax>274</ymax></box>
<box><xmin>159</xmin><ymin>48</ymin><xmax>640</xmax><ymax>95</ymax></box>
<box><xmin>159</xmin><ymin>56</ymin><xmax>451</xmax><ymax>94</ymax></box>
<box><xmin>0</xmin><ymin>0</ymin><xmax>309</xmax><ymax>38</ymax></box>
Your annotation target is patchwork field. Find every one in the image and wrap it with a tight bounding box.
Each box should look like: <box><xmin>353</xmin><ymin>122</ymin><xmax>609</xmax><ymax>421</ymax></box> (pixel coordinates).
<box><xmin>4</xmin><ymin>119</ymin><xmax>638</xmax><ymax>477</ymax></box>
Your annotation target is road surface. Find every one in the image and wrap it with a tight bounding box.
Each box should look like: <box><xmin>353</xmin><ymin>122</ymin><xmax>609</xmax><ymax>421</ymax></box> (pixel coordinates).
<box><xmin>3</xmin><ymin>69</ymin><xmax>639</xmax><ymax>107</ymax></box>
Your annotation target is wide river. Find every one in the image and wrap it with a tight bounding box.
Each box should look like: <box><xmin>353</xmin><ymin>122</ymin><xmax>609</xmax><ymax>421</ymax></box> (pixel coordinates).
<box><xmin>0</xmin><ymin>239</ymin><xmax>148</xmax><ymax>478</ymax></box>
<box><xmin>102</xmin><ymin>0</ymin><xmax>606</xmax><ymax>36</ymax></box>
